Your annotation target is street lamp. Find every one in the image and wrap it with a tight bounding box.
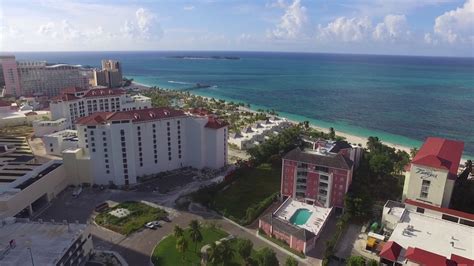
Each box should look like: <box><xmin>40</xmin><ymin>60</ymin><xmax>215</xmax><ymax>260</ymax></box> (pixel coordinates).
<box><xmin>27</xmin><ymin>247</ymin><xmax>35</xmax><ymax>266</ymax></box>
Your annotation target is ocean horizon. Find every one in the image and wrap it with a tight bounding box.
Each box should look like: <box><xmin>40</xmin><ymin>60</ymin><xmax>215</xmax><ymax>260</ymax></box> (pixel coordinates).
<box><xmin>10</xmin><ymin>51</ymin><xmax>474</xmax><ymax>158</ymax></box>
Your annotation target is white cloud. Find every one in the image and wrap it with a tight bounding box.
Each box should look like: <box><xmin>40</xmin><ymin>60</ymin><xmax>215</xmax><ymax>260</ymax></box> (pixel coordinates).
<box><xmin>317</xmin><ymin>14</ymin><xmax>410</xmax><ymax>43</ymax></box>
<box><xmin>38</xmin><ymin>22</ymin><xmax>56</xmax><ymax>37</ymax></box>
<box><xmin>183</xmin><ymin>5</ymin><xmax>195</xmax><ymax>11</ymax></box>
<box><xmin>120</xmin><ymin>8</ymin><xmax>162</xmax><ymax>39</ymax></box>
<box><xmin>373</xmin><ymin>15</ymin><xmax>410</xmax><ymax>41</ymax></box>
<box><xmin>317</xmin><ymin>17</ymin><xmax>372</xmax><ymax>42</ymax></box>
<box><xmin>268</xmin><ymin>0</ymin><xmax>308</xmax><ymax>39</ymax></box>
<box><xmin>433</xmin><ymin>0</ymin><xmax>474</xmax><ymax>43</ymax></box>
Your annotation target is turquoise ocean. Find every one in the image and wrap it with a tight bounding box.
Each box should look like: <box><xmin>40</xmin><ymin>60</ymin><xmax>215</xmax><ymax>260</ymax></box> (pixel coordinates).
<box><xmin>12</xmin><ymin>51</ymin><xmax>474</xmax><ymax>158</ymax></box>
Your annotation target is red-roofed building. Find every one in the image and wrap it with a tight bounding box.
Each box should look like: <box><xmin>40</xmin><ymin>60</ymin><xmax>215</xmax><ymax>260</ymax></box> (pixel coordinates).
<box><xmin>405</xmin><ymin>247</ymin><xmax>455</xmax><ymax>266</ymax></box>
<box><xmin>402</xmin><ymin>137</ymin><xmax>464</xmax><ymax>208</ymax></box>
<box><xmin>379</xmin><ymin>241</ymin><xmax>402</xmax><ymax>263</ymax></box>
<box><xmin>64</xmin><ymin>107</ymin><xmax>228</xmax><ymax>186</ymax></box>
<box><xmin>48</xmin><ymin>87</ymin><xmax>151</xmax><ymax>130</ymax></box>
<box><xmin>451</xmin><ymin>254</ymin><xmax>474</xmax><ymax>266</ymax></box>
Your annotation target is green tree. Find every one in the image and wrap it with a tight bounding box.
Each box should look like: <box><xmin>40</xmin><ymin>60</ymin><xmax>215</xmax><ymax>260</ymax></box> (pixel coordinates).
<box><xmin>256</xmin><ymin>247</ymin><xmax>279</xmax><ymax>266</ymax></box>
<box><xmin>303</xmin><ymin>121</ymin><xmax>310</xmax><ymax>129</ymax></box>
<box><xmin>208</xmin><ymin>242</ymin><xmax>224</xmax><ymax>265</ymax></box>
<box><xmin>218</xmin><ymin>240</ymin><xmax>234</xmax><ymax>266</ymax></box>
<box><xmin>346</xmin><ymin>256</ymin><xmax>365</xmax><ymax>266</ymax></box>
<box><xmin>409</xmin><ymin>147</ymin><xmax>419</xmax><ymax>158</ymax></box>
<box><xmin>173</xmin><ymin>225</ymin><xmax>184</xmax><ymax>238</ymax></box>
<box><xmin>285</xmin><ymin>256</ymin><xmax>298</xmax><ymax>266</ymax></box>
<box><xmin>367</xmin><ymin>259</ymin><xmax>379</xmax><ymax>266</ymax></box>
<box><xmin>367</xmin><ymin>136</ymin><xmax>381</xmax><ymax>152</ymax></box>
<box><xmin>329</xmin><ymin>127</ymin><xmax>336</xmax><ymax>140</ymax></box>
<box><xmin>237</xmin><ymin>239</ymin><xmax>253</xmax><ymax>264</ymax></box>
<box><xmin>369</xmin><ymin>153</ymin><xmax>394</xmax><ymax>177</ymax></box>
<box><xmin>176</xmin><ymin>236</ymin><xmax>188</xmax><ymax>261</ymax></box>
<box><xmin>189</xmin><ymin>220</ymin><xmax>203</xmax><ymax>253</ymax></box>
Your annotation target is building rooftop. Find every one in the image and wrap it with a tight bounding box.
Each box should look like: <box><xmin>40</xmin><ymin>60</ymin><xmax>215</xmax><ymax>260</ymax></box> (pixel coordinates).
<box><xmin>76</xmin><ymin>107</ymin><xmax>187</xmax><ymax>125</ymax></box>
<box><xmin>269</xmin><ymin>198</ymin><xmax>332</xmax><ymax>240</ymax></box>
<box><xmin>0</xmin><ymin>218</ymin><xmax>87</xmax><ymax>266</ymax></box>
<box><xmin>412</xmin><ymin>137</ymin><xmax>464</xmax><ymax>179</ymax></box>
<box><xmin>388</xmin><ymin>209</ymin><xmax>474</xmax><ymax>261</ymax></box>
<box><xmin>283</xmin><ymin>147</ymin><xmax>353</xmax><ymax>170</ymax></box>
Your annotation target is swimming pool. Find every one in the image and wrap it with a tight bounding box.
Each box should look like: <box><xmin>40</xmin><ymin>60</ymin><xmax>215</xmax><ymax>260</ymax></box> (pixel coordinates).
<box><xmin>289</xmin><ymin>208</ymin><xmax>312</xmax><ymax>225</ymax></box>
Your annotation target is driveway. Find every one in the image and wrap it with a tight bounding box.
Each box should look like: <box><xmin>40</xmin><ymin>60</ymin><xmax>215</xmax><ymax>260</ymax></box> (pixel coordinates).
<box><xmin>37</xmin><ymin>186</ymin><xmax>312</xmax><ymax>265</ymax></box>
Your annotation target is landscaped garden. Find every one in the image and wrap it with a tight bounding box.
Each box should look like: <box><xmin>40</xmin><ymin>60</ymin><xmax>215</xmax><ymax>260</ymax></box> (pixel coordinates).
<box><xmin>94</xmin><ymin>201</ymin><xmax>167</xmax><ymax>235</ymax></box>
<box><xmin>152</xmin><ymin>220</ymin><xmax>283</xmax><ymax>266</ymax></box>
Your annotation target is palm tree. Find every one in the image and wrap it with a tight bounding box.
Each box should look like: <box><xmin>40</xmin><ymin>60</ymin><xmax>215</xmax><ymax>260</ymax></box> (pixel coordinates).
<box><xmin>237</xmin><ymin>239</ymin><xmax>253</xmax><ymax>265</ymax></box>
<box><xmin>218</xmin><ymin>240</ymin><xmax>234</xmax><ymax>266</ymax></box>
<box><xmin>189</xmin><ymin>220</ymin><xmax>203</xmax><ymax>253</ymax></box>
<box><xmin>208</xmin><ymin>242</ymin><xmax>223</xmax><ymax>265</ymax></box>
<box><xmin>174</xmin><ymin>225</ymin><xmax>184</xmax><ymax>238</ymax></box>
<box><xmin>176</xmin><ymin>236</ymin><xmax>188</xmax><ymax>261</ymax></box>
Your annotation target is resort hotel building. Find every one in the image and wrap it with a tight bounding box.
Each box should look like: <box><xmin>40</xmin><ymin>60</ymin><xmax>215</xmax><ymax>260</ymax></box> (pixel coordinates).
<box><xmin>374</xmin><ymin>137</ymin><xmax>474</xmax><ymax>265</ymax></box>
<box><xmin>0</xmin><ymin>55</ymin><xmax>89</xmax><ymax>97</ymax></box>
<box><xmin>259</xmin><ymin>139</ymin><xmax>362</xmax><ymax>254</ymax></box>
<box><xmin>33</xmin><ymin>87</ymin><xmax>151</xmax><ymax>134</ymax></box>
<box><xmin>63</xmin><ymin>107</ymin><xmax>228</xmax><ymax>186</ymax></box>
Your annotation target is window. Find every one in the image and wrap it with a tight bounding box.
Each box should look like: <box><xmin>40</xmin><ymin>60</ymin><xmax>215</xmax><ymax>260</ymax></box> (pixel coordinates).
<box><xmin>416</xmin><ymin>207</ymin><xmax>425</xmax><ymax>214</ymax></box>
<box><xmin>420</xmin><ymin>180</ymin><xmax>430</xmax><ymax>198</ymax></box>
<box><xmin>442</xmin><ymin>214</ymin><xmax>459</xmax><ymax>223</ymax></box>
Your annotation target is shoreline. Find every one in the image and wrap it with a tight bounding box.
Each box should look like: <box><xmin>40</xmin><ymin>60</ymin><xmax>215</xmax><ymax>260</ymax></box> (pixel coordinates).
<box><xmin>128</xmin><ymin>81</ymin><xmax>472</xmax><ymax>162</ymax></box>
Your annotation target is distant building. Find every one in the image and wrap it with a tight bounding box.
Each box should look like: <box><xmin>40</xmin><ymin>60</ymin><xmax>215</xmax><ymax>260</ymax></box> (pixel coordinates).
<box><xmin>17</xmin><ymin>61</ymin><xmax>89</xmax><ymax>96</ymax></box>
<box><xmin>63</xmin><ymin>107</ymin><xmax>228</xmax><ymax>186</ymax></box>
<box><xmin>32</xmin><ymin>118</ymin><xmax>68</xmax><ymax>137</ymax></box>
<box><xmin>0</xmin><ymin>218</ymin><xmax>93</xmax><ymax>265</ymax></box>
<box><xmin>48</xmin><ymin>87</ymin><xmax>151</xmax><ymax>129</ymax></box>
<box><xmin>0</xmin><ymin>56</ymin><xmax>22</xmax><ymax>97</ymax></box>
<box><xmin>93</xmin><ymin>59</ymin><xmax>123</xmax><ymax>88</ymax></box>
<box><xmin>402</xmin><ymin>137</ymin><xmax>464</xmax><ymax>208</ymax></box>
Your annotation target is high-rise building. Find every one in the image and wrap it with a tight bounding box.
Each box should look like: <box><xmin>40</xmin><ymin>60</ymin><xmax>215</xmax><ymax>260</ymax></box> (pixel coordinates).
<box><xmin>402</xmin><ymin>137</ymin><xmax>464</xmax><ymax>208</ymax></box>
<box><xmin>96</xmin><ymin>59</ymin><xmax>123</xmax><ymax>88</ymax></box>
<box><xmin>48</xmin><ymin>87</ymin><xmax>151</xmax><ymax>129</ymax></box>
<box><xmin>16</xmin><ymin>61</ymin><xmax>89</xmax><ymax>96</ymax></box>
<box><xmin>0</xmin><ymin>56</ymin><xmax>22</xmax><ymax>97</ymax></box>
<box><xmin>64</xmin><ymin>107</ymin><xmax>228</xmax><ymax>186</ymax></box>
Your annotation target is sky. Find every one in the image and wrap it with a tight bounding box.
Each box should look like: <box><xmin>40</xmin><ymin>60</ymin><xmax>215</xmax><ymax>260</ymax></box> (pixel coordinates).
<box><xmin>1</xmin><ymin>0</ymin><xmax>473</xmax><ymax>57</ymax></box>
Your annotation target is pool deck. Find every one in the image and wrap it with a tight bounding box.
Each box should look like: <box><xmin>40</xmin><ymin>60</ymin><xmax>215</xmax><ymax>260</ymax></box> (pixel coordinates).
<box><xmin>274</xmin><ymin>198</ymin><xmax>332</xmax><ymax>237</ymax></box>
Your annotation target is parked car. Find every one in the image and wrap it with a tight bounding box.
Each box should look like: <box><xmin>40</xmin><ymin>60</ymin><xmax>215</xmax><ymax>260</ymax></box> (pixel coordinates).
<box><xmin>161</xmin><ymin>216</ymin><xmax>171</xmax><ymax>222</ymax></box>
<box><xmin>72</xmin><ymin>186</ymin><xmax>83</xmax><ymax>198</ymax></box>
<box><xmin>145</xmin><ymin>221</ymin><xmax>161</xmax><ymax>229</ymax></box>
<box><xmin>94</xmin><ymin>202</ymin><xmax>109</xmax><ymax>213</ymax></box>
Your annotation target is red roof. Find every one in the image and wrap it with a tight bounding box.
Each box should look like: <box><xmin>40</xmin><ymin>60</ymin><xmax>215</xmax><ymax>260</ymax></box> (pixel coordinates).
<box><xmin>412</xmin><ymin>137</ymin><xmax>464</xmax><ymax>179</ymax></box>
<box><xmin>76</xmin><ymin>107</ymin><xmax>186</xmax><ymax>125</ymax></box>
<box><xmin>451</xmin><ymin>254</ymin><xmax>474</xmax><ymax>266</ymax></box>
<box><xmin>60</xmin><ymin>87</ymin><xmax>88</xmax><ymax>94</ymax></box>
<box><xmin>405</xmin><ymin>199</ymin><xmax>474</xmax><ymax>221</ymax></box>
<box><xmin>83</xmin><ymin>88</ymin><xmax>125</xmax><ymax>98</ymax></box>
<box><xmin>405</xmin><ymin>247</ymin><xmax>455</xmax><ymax>266</ymax></box>
<box><xmin>189</xmin><ymin>107</ymin><xmax>211</xmax><ymax>116</ymax></box>
<box><xmin>53</xmin><ymin>93</ymin><xmax>80</xmax><ymax>102</ymax></box>
<box><xmin>379</xmin><ymin>241</ymin><xmax>402</xmax><ymax>261</ymax></box>
<box><xmin>205</xmin><ymin>116</ymin><xmax>229</xmax><ymax>129</ymax></box>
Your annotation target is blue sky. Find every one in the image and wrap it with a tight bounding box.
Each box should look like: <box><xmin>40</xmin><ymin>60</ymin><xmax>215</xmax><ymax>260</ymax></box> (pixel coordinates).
<box><xmin>1</xmin><ymin>0</ymin><xmax>473</xmax><ymax>56</ymax></box>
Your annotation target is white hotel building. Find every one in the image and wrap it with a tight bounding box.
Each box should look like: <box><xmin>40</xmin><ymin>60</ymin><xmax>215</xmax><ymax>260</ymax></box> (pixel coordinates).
<box><xmin>47</xmin><ymin>87</ymin><xmax>151</xmax><ymax>129</ymax></box>
<box><xmin>64</xmin><ymin>107</ymin><xmax>228</xmax><ymax>186</ymax></box>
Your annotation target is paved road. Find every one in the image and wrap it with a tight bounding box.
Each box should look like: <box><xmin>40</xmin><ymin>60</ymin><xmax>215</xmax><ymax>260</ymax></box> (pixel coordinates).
<box><xmin>38</xmin><ymin>186</ymin><xmax>321</xmax><ymax>265</ymax></box>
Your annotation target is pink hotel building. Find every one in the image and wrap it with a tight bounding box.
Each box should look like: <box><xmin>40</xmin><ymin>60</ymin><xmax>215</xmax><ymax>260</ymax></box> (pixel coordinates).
<box><xmin>259</xmin><ymin>140</ymin><xmax>362</xmax><ymax>254</ymax></box>
<box><xmin>281</xmin><ymin>140</ymin><xmax>361</xmax><ymax>210</ymax></box>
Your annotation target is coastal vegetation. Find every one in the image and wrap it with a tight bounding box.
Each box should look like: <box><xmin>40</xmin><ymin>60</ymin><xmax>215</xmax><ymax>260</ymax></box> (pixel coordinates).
<box><xmin>451</xmin><ymin>160</ymin><xmax>474</xmax><ymax>213</ymax></box>
<box><xmin>94</xmin><ymin>201</ymin><xmax>167</xmax><ymax>235</ymax></box>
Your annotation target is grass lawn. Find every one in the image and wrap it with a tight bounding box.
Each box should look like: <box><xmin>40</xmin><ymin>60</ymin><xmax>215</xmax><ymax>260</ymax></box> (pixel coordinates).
<box><xmin>95</xmin><ymin>201</ymin><xmax>167</xmax><ymax>235</ymax></box>
<box><xmin>0</xmin><ymin>125</ymin><xmax>33</xmax><ymax>137</ymax></box>
<box><xmin>152</xmin><ymin>225</ymin><xmax>228</xmax><ymax>266</ymax></box>
<box><xmin>213</xmin><ymin>163</ymin><xmax>281</xmax><ymax>221</ymax></box>
<box><xmin>152</xmin><ymin>225</ymin><xmax>262</xmax><ymax>266</ymax></box>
